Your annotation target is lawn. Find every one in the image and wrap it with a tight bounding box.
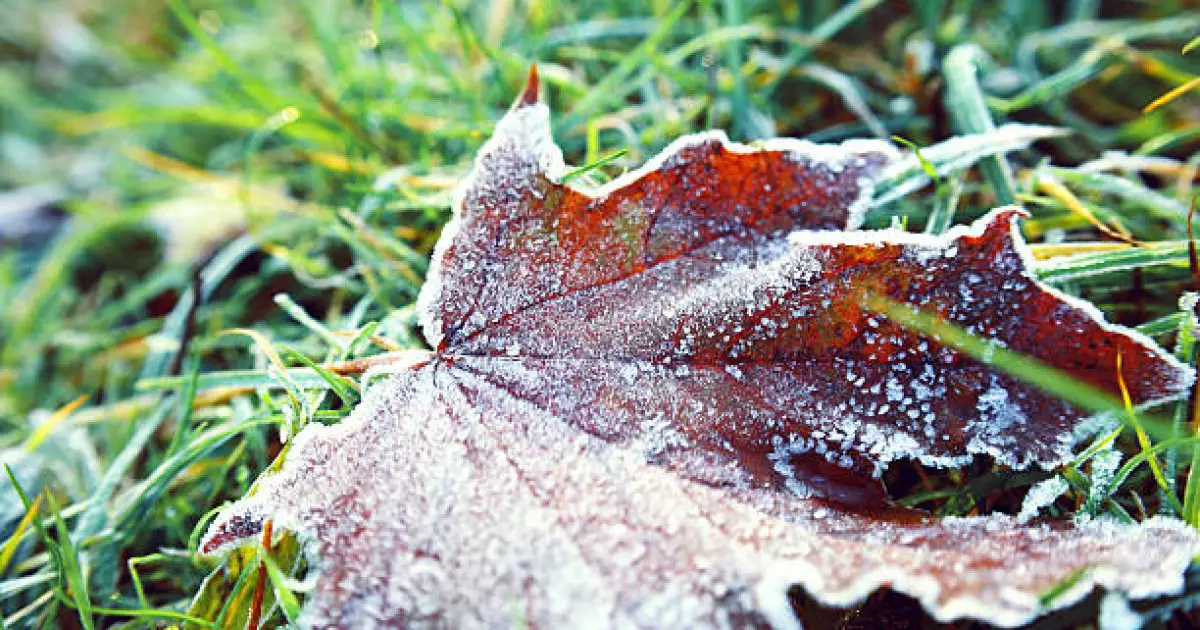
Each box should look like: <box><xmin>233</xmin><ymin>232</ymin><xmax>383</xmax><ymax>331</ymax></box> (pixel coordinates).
<box><xmin>1</xmin><ymin>0</ymin><xmax>1199</xmax><ymax>627</ymax></box>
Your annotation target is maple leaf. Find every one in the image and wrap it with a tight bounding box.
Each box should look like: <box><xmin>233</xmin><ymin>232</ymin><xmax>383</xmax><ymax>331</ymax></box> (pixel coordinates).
<box><xmin>201</xmin><ymin>70</ymin><xmax>1198</xmax><ymax>628</ymax></box>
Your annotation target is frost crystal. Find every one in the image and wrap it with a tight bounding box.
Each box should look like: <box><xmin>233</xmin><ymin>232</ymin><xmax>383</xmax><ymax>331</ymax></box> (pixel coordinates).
<box><xmin>1018</xmin><ymin>476</ymin><xmax>1069</xmax><ymax>522</ymax></box>
<box><xmin>1099</xmin><ymin>592</ymin><xmax>1144</xmax><ymax>630</ymax></box>
<box><xmin>1088</xmin><ymin>448</ymin><xmax>1125</xmax><ymax>509</ymax></box>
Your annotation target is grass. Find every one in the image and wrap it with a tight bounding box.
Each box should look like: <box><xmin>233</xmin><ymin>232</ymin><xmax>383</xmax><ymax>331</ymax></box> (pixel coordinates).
<box><xmin>0</xmin><ymin>0</ymin><xmax>1198</xmax><ymax>627</ymax></box>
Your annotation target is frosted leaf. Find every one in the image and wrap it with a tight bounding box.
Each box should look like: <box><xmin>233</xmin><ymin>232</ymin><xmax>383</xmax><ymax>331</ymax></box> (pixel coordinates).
<box><xmin>201</xmin><ymin>70</ymin><xmax>1197</xmax><ymax>628</ymax></box>
<box><xmin>416</xmin><ymin>76</ymin><xmax>898</xmax><ymax>351</ymax></box>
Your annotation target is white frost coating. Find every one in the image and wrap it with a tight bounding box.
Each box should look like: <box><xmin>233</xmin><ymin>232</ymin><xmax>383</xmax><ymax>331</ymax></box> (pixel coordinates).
<box><xmin>1079</xmin><ymin>151</ymin><xmax>1185</xmax><ymax>175</ymax></box>
<box><xmin>359</xmin><ymin>349</ymin><xmax>436</xmax><ymax>395</ymax></box>
<box><xmin>417</xmin><ymin>101</ymin><xmax>900</xmax><ymax>348</ymax></box>
<box><xmin>418</xmin><ymin>100</ymin><xmax>1189</xmax><ymax>477</ymax></box>
<box><xmin>425</xmin><ymin>200</ymin><xmax>1191</xmax><ymax>475</ymax></box>
<box><xmin>1099</xmin><ymin>592</ymin><xmax>1144</xmax><ymax>630</ymax></box>
<box><xmin>1017</xmin><ymin>476</ymin><xmax>1069</xmax><ymax>522</ymax></box>
<box><xmin>780</xmin><ymin>203</ymin><xmax>1016</xmax><ymax>249</ymax></box>
<box><xmin>755</xmin><ymin>516</ymin><xmax>1195</xmax><ymax>628</ymax></box>
<box><xmin>796</xmin><ymin>204</ymin><xmax>1191</xmax><ymax>401</ymax></box>
<box><xmin>872</xmin><ymin>124</ymin><xmax>1069</xmax><ymax>207</ymax></box>
<box><xmin>416</xmin><ymin>103</ymin><xmax>566</xmax><ymax>350</ymax></box>
<box><xmin>1088</xmin><ymin>448</ymin><xmax>1123</xmax><ymax>507</ymax></box>
<box><xmin>994</xmin><ymin>212</ymin><xmax>1198</xmax><ymax>409</ymax></box>
<box><xmin>202</xmin><ymin>367</ymin><xmax>1200</xmax><ymax>629</ymax></box>
<box><xmin>785</xmin><ymin>206</ymin><xmax>1193</xmax><ymax>460</ymax></box>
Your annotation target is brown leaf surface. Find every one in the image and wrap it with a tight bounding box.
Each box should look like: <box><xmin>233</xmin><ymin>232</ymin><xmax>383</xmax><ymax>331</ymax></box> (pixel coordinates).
<box><xmin>202</xmin><ymin>76</ymin><xmax>1198</xmax><ymax>628</ymax></box>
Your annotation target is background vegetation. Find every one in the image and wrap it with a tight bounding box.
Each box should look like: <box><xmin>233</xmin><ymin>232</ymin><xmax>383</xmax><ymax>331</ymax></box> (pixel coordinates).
<box><xmin>1</xmin><ymin>0</ymin><xmax>1199</xmax><ymax>627</ymax></box>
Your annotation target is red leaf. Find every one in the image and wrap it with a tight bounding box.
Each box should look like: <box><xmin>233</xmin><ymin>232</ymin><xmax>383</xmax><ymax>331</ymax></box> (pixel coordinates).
<box><xmin>202</xmin><ymin>79</ymin><xmax>1198</xmax><ymax>627</ymax></box>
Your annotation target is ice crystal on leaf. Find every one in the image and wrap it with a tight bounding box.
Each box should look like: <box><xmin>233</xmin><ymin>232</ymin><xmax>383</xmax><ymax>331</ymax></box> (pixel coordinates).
<box><xmin>202</xmin><ymin>70</ymin><xmax>1198</xmax><ymax>628</ymax></box>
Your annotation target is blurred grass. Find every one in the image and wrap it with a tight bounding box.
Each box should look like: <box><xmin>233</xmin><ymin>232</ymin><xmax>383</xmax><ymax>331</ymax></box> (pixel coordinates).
<box><xmin>0</xmin><ymin>0</ymin><xmax>1198</xmax><ymax>627</ymax></box>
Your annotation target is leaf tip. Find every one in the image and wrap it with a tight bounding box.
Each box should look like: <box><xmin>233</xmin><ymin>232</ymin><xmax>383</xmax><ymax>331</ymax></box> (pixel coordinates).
<box><xmin>968</xmin><ymin>204</ymin><xmax>1030</xmax><ymax>247</ymax></box>
<box><xmin>990</xmin><ymin>203</ymin><xmax>1032</xmax><ymax>225</ymax></box>
<box><xmin>514</xmin><ymin>63</ymin><xmax>540</xmax><ymax>109</ymax></box>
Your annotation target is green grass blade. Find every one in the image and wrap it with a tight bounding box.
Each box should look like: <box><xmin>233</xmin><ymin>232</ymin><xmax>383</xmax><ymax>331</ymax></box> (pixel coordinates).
<box><xmin>45</xmin><ymin>494</ymin><xmax>93</xmax><ymax>630</ymax></box>
<box><xmin>163</xmin><ymin>0</ymin><xmax>285</xmax><ymax>111</ymax></box>
<box><xmin>1035</xmin><ymin>243</ymin><xmax>1191</xmax><ymax>283</ymax></box>
<box><xmin>278</xmin><ymin>346</ymin><xmax>360</xmax><ymax>409</ymax></box>
<box><xmin>942</xmin><ymin>43</ymin><xmax>1017</xmax><ymax>205</ymax></box>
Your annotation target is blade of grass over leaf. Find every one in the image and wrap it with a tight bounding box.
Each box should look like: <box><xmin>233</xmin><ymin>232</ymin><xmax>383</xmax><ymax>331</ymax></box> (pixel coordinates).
<box><xmin>1038</xmin><ymin>567</ymin><xmax>1090</xmax><ymax>608</ymax></box>
<box><xmin>863</xmin><ymin>295</ymin><xmax>1174</xmax><ymax>439</ymax></box>
<box><xmin>561</xmin><ymin>149</ymin><xmax>629</xmax><ymax>183</ymax></box>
